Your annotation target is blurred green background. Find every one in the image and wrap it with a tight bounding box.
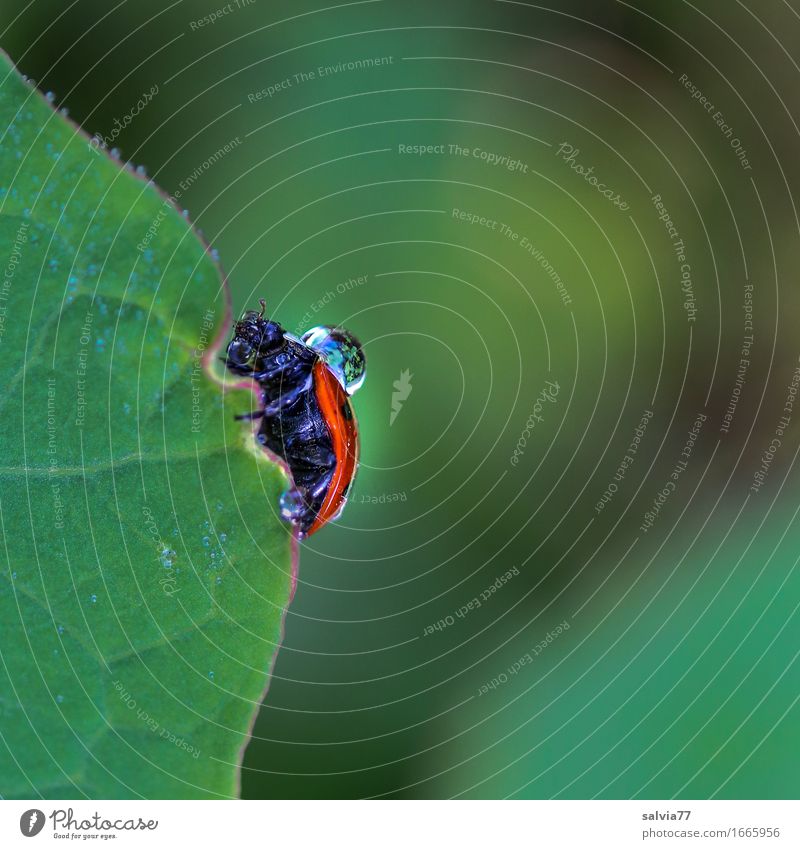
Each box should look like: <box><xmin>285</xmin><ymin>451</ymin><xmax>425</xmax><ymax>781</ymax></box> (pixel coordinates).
<box><xmin>3</xmin><ymin>0</ymin><xmax>799</xmax><ymax>798</ymax></box>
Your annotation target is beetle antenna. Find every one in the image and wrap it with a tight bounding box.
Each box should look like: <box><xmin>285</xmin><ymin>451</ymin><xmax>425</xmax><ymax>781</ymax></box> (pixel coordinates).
<box><xmin>258</xmin><ymin>298</ymin><xmax>266</xmax><ymax>317</ymax></box>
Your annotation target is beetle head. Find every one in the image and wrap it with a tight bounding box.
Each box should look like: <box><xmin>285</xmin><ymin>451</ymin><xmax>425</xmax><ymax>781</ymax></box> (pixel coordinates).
<box><xmin>226</xmin><ymin>300</ymin><xmax>285</xmax><ymax>371</ymax></box>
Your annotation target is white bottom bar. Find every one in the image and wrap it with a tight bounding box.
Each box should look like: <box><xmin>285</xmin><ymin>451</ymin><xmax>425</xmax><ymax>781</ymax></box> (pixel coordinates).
<box><xmin>2</xmin><ymin>799</ymin><xmax>797</xmax><ymax>847</ymax></box>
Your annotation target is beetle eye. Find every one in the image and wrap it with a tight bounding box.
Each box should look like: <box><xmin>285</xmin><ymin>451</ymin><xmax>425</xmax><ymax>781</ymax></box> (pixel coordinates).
<box><xmin>227</xmin><ymin>339</ymin><xmax>253</xmax><ymax>366</ymax></box>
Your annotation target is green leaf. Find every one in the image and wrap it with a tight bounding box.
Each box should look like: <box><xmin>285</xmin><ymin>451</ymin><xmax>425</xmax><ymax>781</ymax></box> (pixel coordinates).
<box><xmin>0</xmin><ymin>52</ymin><xmax>295</xmax><ymax>799</ymax></box>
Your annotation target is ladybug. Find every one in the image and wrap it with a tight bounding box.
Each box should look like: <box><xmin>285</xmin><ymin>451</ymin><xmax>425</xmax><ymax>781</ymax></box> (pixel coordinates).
<box><xmin>225</xmin><ymin>301</ymin><xmax>366</xmax><ymax>538</ymax></box>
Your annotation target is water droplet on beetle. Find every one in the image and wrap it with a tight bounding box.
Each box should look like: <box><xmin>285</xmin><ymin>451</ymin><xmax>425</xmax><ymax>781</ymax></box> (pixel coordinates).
<box><xmin>280</xmin><ymin>489</ymin><xmax>305</xmax><ymax>520</ymax></box>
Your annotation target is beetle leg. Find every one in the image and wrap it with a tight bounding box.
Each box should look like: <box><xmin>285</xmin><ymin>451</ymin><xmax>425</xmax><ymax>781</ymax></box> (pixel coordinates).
<box><xmin>251</xmin><ymin>358</ymin><xmax>308</xmax><ymax>383</ymax></box>
<box><xmin>261</xmin><ymin>374</ymin><xmax>313</xmax><ymax>415</ymax></box>
<box><xmin>234</xmin><ymin>409</ymin><xmax>265</xmax><ymax>422</ymax></box>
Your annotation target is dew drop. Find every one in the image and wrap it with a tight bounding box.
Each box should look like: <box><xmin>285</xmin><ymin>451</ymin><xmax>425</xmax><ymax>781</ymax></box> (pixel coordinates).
<box><xmin>56</xmin><ymin>694</ymin><xmax>64</xmax><ymax>704</ymax></box>
<box><xmin>280</xmin><ymin>489</ymin><xmax>305</xmax><ymax>521</ymax></box>
<box><xmin>90</xmin><ymin>594</ymin><xmax>97</xmax><ymax>603</ymax></box>
<box><xmin>202</xmin><ymin>536</ymin><xmax>210</xmax><ymax>547</ymax></box>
